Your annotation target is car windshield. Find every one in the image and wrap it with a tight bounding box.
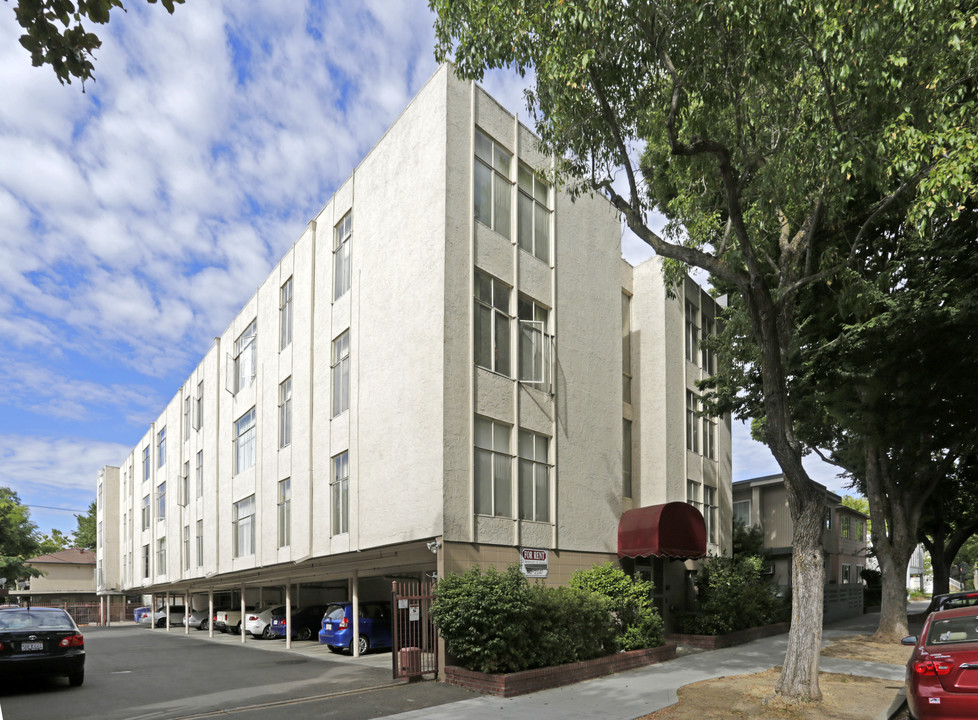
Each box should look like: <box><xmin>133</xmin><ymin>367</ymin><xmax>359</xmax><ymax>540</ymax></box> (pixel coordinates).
<box><xmin>927</xmin><ymin>615</ymin><xmax>978</xmax><ymax>645</ymax></box>
<box><xmin>324</xmin><ymin>604</ymin><xmax>347</xmax><ymax>621</ymax></box>
<box><xmin>0</xmin><ymin>609</ymin><xmax>74</xmax><ymax>631</ymax></box>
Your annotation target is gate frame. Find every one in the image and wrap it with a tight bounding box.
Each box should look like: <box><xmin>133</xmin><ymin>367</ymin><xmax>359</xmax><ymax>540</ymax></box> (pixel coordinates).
<box><xmin>391</xmin><ymin>579</ymin><xmax>437</xmax><ymax>680</ymax></box>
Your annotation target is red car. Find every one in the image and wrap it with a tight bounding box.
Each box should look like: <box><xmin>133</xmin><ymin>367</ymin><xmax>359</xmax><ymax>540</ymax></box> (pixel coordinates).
<box><xmin>903</xmin><ymin>605</ymin><xmax>978</xmax><ymax>719</ymax></box>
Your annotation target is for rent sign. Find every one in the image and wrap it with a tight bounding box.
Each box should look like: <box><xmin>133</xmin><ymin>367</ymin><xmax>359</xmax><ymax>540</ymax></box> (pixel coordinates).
<box><xmin>520</xmin><ymin>548</ymin><xmax>549</xmax><ymax>578</ymax></box>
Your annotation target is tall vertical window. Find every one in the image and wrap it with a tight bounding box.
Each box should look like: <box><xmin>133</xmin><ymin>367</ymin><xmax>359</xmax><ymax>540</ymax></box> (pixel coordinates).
<box><xmin>232</xmin><ymin>495</ymin><xmax>256</xmax><ymax>557</ymax></box>
<box><xmin>196</xmin><ymin>519</ymin><xmax>203</xmax><ymax>567</ymax></box>
<box><xmin>518</xmin><ymin>430</ymin><xmax>549</xmax><ymax>522</ymax></box>
<box><xmin>622</xmin><ymin>293</ymin><xmax>632</xmax><ymax>404</ymax></box>
<box><xmin>686</xmin><ymin>480</ymin><xmax>701</xmax><ymax>510</ymax></box>
<box><xmin>474</xmin><ymin>270</ymin><xmax>511</xmax><ymax>376</ymax></box>
<box><xmin>278</xmin><ymin>478</ymin><xmax>291</xmax><ymax>548</ymax></box>
<box><xmin>142</xmin><ymin>495</ymin><xmax>150</xmax><ymax>530</ymax></box>
<box><xmin>474</xmin><ymin>128</ymin><xmax>512</xmax><ymax>238</ymax></box>
<box><xmin>184</xmin><ymin>395</ymin><xmax>191</xmax><ymax>441</ymax></box>
<box><xmin>98</xmin><ymin>521</ymin><xmax>103</xmax><ymax>548</ymax></box>
<box><xmin>183</xmin><ymin>525</ymin><xmax>190</xmax><ymax>570</ymax></box>
<box><xmin>181</xmin><ymin>461</ymin><xmax>190</xmax><ymax>505</ymax></box>
<box><xmin>234</xmin><ymin>320</ymin><xmax>257</xmax><ymax>393</ymax></box>
<box><xmin>685</xmin><ymin>300</ymin><xmax>699</xmax><ymax>364</ymax></box>
<box><xmin>194</xmin><ymin>381</ymin><xmax>203</xmax><ymax>430</ymax></box>
<box><xmin>705</xmin><ymin>417</ymin><xmax>716</xmax><ymax>460</ymax></box>
<box><xmin>143</xmin><ymin>445</ymin><xmax>150</xmax><ymax>481</ymax></box>
<box><xmin>623</xmin><ymin>419</ymin><xmax>633</xmax><ymax>499</ymax></box>
<box><xmin>686</xmin><ymin>391</ymin><xmax>700</xmax><ymax>453</ymax></box>
<box><xmin>156</xmin><ymin>481</ymin><xmax>166</xmax><ymax>519</ymax></box>
<box><xmin>518</xmin><ymin>296</ymin><xmax>550</xmax><ymax>385</ymax></box>
<box><xmin>331</xmin><ymin>331</ymin><xmax>350</xmax><ymax>416</ymax></box>
<box><xmin>858</xmin><ymin>520</ymin><xmax>866</xmax><ymax>542</ymax></box>
<box><xmin>234</xmin><ymin>407</ymin><xmax>256</xmax><ymax>475</ymax></box>
<box><xmin>156</xmin><ymin>537</ymin><xmax>166</xmax><ymax>573</ymax></box>
<box><xmin>280</xmin><ymin>276</ymin><xmax>293</xmax><ymax>349</ymax></box>
<box><xmin>157</xmin><ymin>427</ymin><xmax>166</xmax><ymax>467</ymax></box>
<box><xmin>334</xmin><ymin>211</ymin><xmax>352</xmax><ymax>300</ymax></box>
<box><xmin>279</xmin><ymin>377</ymin><xmax>292</xmax><ymax>448</ymax></box>
<box><xmin>842</xmin><ymin>564</ymin><xmax>851</xmax><ymax>584</ymax></box>
<box><xmin>733</xmin><ymin>500</ymin><xmax>751</xmax><ymax>526</ymax></box>
<box><xmin>517</xmin><ymin>162</ymin><xmax>550</xmax><ymax>262</ymax></box>
<box><xmin>701</xmin><ymin>316</ymin><xmax>716</xmax><ymax>373</ymax></box>
<box><xmin>841</xmin><ymin>515</ymin><xmax>852</xmax><ymax>539</ymax></box>
<box><xmin>474</xmin><ymin>416</ymin><xmax>512</xmax><ymax>517</ymax></box>
<box><xmin>195</xmin><ymin>450</ymin><xmax>203</xmax><ymax>498</ymax></box>
<box><xmin>143</xmin><ymin>544</ymin><xmax>150</xmax><ymax>578</ymax></box>
<box><xmin>704</xmin><ymin>486</ymin><xmax>717</xmax><ymax>544</ymax></box>
<box><xmin>331</xmin><ymin>452</ymin><xmax>349</xmax><ymax>535</ymax></box>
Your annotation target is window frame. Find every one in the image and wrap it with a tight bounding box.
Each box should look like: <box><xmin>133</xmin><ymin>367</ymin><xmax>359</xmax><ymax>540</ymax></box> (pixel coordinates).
<box><xmin>685</xmin><ymin>300</ymin><xmax>699</xmax><ymax>364</ymax></box>
<box><xmin>518</xmin><ymin>429</ymin><xmax>550</xmax><ymax>522</ymax></box>
<box><xmin>278</xmin><ymin>478</ymin><xmax>291</xmax><ymax>548</ymax></box>
<box><xmin>517</xmin><ymin>162</ymin><xmax>551</xmax><ymax>263</ymax></box>
<box><xmin>333</xmin><ymin>212</ymin><xmax>352</xmax><ymax>300</ymax></box>
<box><xmin>233</xmin><ymin>407</ymin><xmax>257</xmax><ymax>475</ymax></box>
<box><xmin>331</xmin><ymin>452</ymin><xmax>349</xmax><ymax>535</ymax></box>
<box><xmin>474</xmin><ymin>128</ymin><xmax>512</xmax><ymax>239</ymax></box>
<box><xmin>474</xmin><ymin>269</ymin><xmax>512</xmax><ymax>377</ymax></box>
<box><xmin>474</xmin><ymin>415</ymin><xmax>513</xmax><ymax>518</ymax></box>
<box><xmin>331</xmin><ymin>331</ymin><xmax>350</xmax><ymax>417</ymax></box>
<box><xmin>156</xmin><ymin>537</ymin><xmax>166</xmax><ymax>573</ymax></box>
<box><xmin>156</xmin><ymin>481</ymin><xmax>166</xmax><ymax>520</ymax></box>
<box><xmin>157</xmin><ymin>427</ymin><xmax>166</xmax><ymax>468</ymax></box>
<box><xmin>280</xmin><ymin>276</ymin><xmax>294</xmax><ymax>350</ymax></box>
<box><xmin>279</xmin><ymin>377</ymin><xmax>292</xmax><ymax>448</ymax></box>
<box><xmin>232</xmin><ymin>495</ymin><xmax>256</xmax><ymax>558</ymax></box>
<box><xmin>142</xmin><ymin>495</ymin><xmax>150</xmax><ymax>530</ymax></box>
<box><xmin>195</xmin><ymin>519</ymin><xmax>203</xmax><ymax>567</ymax></box>
<box><xmin>195</xmin><ymin>450</ymin><xmax>203</xmax><ymax>498</ymax></box>
<box><xmin>686</xmin><ymin>391</ymin><xmax>700</xmax><ymax>453</ymax></box>
<box><xmin>518</xmin><ymin>295</ymin><xmax>551</xmax><ymax>387</ymax></box>
<box><xmin>233</xmin><ymin>320</ymin><xmax>257</xmax><ymax>394</ymax></box>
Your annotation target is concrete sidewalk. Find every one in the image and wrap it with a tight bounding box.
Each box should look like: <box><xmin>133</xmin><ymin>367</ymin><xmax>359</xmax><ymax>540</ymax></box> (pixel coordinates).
<box><xmin>381</xmin><ymin>610</ymin><xmax>917</xmax><ymax>720</ymax></box>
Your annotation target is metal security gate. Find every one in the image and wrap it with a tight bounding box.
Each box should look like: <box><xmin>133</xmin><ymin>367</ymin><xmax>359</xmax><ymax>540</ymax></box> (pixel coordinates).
<box><xmin>391</xmin><ymin>580</ymin><xmax>437</xmax><ymax>680</ymax></box>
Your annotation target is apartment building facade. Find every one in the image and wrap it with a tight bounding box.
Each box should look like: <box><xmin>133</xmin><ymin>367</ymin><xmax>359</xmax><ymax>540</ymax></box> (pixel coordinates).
<box><xmin>96</xmin><ymin>65</ymin><xmax>731</xmax><ymax>638</ymax></box>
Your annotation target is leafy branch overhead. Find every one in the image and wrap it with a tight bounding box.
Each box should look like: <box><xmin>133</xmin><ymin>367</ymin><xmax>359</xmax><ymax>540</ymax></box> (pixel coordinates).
<box><xmin>10</xmin><ymin>0</ymin><xmax>184</xmax><ymax>87</ymax></box>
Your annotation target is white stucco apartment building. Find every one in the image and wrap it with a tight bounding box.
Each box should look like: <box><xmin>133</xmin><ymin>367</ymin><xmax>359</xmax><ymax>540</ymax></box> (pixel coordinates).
<box><xmin>96</xmin><ymin>65</ymin><xmax>731</xmax><ymax>641</ymax></box>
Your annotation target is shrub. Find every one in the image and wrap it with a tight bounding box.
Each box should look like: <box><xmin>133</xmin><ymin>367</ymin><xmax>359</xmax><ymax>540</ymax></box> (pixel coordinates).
<box><xmin>525</xmin><ymin>584</ymin><xmax>617</xmax><ymax>666</ymax></box>
<box><xmin>682</xmin><ymin>554</ymin><xmax>788</xmax><ymax>635</ymax></box>
<box><xmin>570</xmin><ymin>562</ymin><xmax>664</xmax><ymax>650</ymax></box>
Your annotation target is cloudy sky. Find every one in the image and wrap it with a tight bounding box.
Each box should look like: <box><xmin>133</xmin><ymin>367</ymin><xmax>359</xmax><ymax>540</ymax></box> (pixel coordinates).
<box><xmin>0</xmin><ymin>0</ymin><xmax>847</xmax><ymax>539</ymax></box>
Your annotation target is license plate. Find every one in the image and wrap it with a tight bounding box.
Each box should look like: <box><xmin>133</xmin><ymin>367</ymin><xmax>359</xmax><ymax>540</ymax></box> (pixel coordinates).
<box><xmin>21</xmin><ymin>641</ymin><xmax>43</xmax><ymax>651</ymax></box>
<box><xmin>325</xmin><ymin>623</ymin><xmax>332</xmax><ymax>630</ymax></box>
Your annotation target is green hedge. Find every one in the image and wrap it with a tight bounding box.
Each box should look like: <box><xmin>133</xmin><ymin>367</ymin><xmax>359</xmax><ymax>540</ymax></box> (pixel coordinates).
<box><xmin>430</xmin><ymin>564</ymin><xmax>663</xmax><ymax>674</ymax></box>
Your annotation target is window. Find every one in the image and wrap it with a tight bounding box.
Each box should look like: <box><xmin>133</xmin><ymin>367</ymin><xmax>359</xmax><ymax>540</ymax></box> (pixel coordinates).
<box><xmin>704</xmin><ymin>486</ymin><xmax>718</xmax><ymax>544</ymax></box>
<box><xmin>474</xmin><ymin>128</ymin><xmax>512</xmax><ymax>238</ymax></box>
<box><xmin>705</xmin><ymin>417</ymin><xmax>716</xmax><ymax>460</ymax></box>
<box><xmin>733</xmin><ymin>500</ymin><xmax>751</xmax><ymax>526</ymax></box>
<box><xmin>334</xmin><ymin>211</ymin><xmax>352</xmax><ymax>300</ymax></box>
<box><xmin>278</xmin><ymin>478</ymin><xmax>291</xmax><ymax>547</ymax></box>
<box><xmin>183</xmin><ymin>525</ymin><xmax>190</xmax><ymax>570</ymax></box>
<box><xmin>143</xmin><ymin>446</ymin><xmax>150</xmax><ymax>481</ymax></box>
<box><xmin>518</xmin><ymin>430</ymin><xmax>549</xmax><ymax>521</ymax></box>
<box><xmin>518</xmin><ymin>296</ymin><xmax>550</xmax><ymax>385</ymax></box>
<box><xmin>195</xmin><ymin>450</ymin><xmax>203</xmax><ymax>498</ymax></box>
<box><xmin>686</xmin><ymin>480</ymin><xmax>701</xmax><ymax>510</ymax></box>
<box><xmin>184</xmin><ymin>395</ymin><xmax>191</xmax><ymax>441</ymax></box>
<box><xmin>156</xmin><ymin>481</ymin><xmax>166</xmax><ymax>520</ymax></box>
<box><xmin>156</xmin><ymin>537</ymin><xmax>166</xmax><ymax>573</ymax></box>
<box><xmin>98</xmin><ymin>521</ymin><xmax>103</xmax><ymax>548</ymax></box>
<box><xmin>232</xmin><ymin>495</ymin><xmax>256</xmax><ymax>557</ymax></box>
<box><xmin>234</xmin><ymin>407</ymin><xmax>256</xmax><ymax>475</ymax></box>
<box><xmin>194</xmin><ymin>381</ymin><xmax>203</xmax><ymax>430</ymax></box>
<box><xmin>517</xmin><ymin>162</ymin><xmax>550</xmax><ymax>262</ymax></box>
<box><xmin>685</xmin><ymin>300</ymin><xmax>699</xmax><ymax>364</ymax></box>
<box><xmin>157</xmin><ymin>427</ymin><xmax>166</xmax><ymax>467</ymax></box>
<box><xmin>858</xmin><ymin>520</ymin><xmax>866</xmax><ymax>542</ymax></box>
<box><xmin>842</xmin><ymin>564</ymin><xmax>851</xmax><ymax>584</ymax></box>
<box><xmin>331</xmin><ymin>331</ymin><xmax>350</xmax><ymax>416</ymax></box>
<box><xmin>856</xmin><ymin>564</ymin><xmax>864</xmax><ymax>583</ymax></box>
<box><xmin>280</xmin><ymin>276</ymin><xmax>293</xmax><ymax>349</ymax></box>
<box><xmin>474</xmin><ymin>270</ymin><xmax>511</xmax><ymax>376</ymax></box>
<box><xmin>331</xmin><ymin>452</ymin><xmax>349</xmax><ymax>535</ymax></box>
<box><xmin>142</xmin><ymin>495</ymin><xmax>150</xmax><ymax>530</ymax></box>
<box><xmin>701</xmin><ymin>316</ymin><xmax>716</xmax><ymax>373</ymax></box>
<box><xmin>841</xmin><ymin>515</ymin><xmax>852</xmax><ymax>539</ymax></box>
<box><xmin>234</xmin><ymin>320</ymin><xmax>257</xmax><ymax>393</ymax></box>
<box><xmin>622</xmin><ymin>419</ymin><xmax>633</xmax><ymax>499</ymax></box>
<box><xmin>181</xmin><ymin>461</ymin><xmax>189</xmax><ymax>505</ymax></box>
<box><xmin>824</xmin><ymin>508</ymin><xmax>833</xmax><ymax>529</ymax></box>
<box><xmin>686</xmin><ymin>391</ymin><xmax>700</xmax><ymax>453</ymax></box>
<box><xmin>474</xmin><ymin>416</ymin><xmax>512</xmax><ymax>517</ymax></box>
<box><xmin>622</xmin><ymin>293</ymin><xmax>632</xmax><ymax>404</ymax></box>
<box><xmin>143</xmin><ymin>544</ymin><xmax>150</xmax><ymax>578</ymax></box>
<box><xmin>196</xmin><ymin>519</ymin><xmax>203</xmax><ymax>567</ymax></box>
<box><xmin>279</xmin><ymin>377</ymin><xmax>292</xmax><ymax>448</ymax></box>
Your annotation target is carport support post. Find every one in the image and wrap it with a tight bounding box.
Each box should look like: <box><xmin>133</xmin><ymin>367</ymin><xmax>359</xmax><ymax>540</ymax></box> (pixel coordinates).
<box><xmin>185</xmin><ymin>591</ymin><xmax>190</xmax><ymax>635</ymax></box>
<box><xmin>240</xmin><ymin>586</ymin><xmax>246</xmax><ymax>643</ymax></box>
<box><xmin>208</xmin><ymin>590</ymin><xmax>214</xmax><ymax>638</ymax></box>
<box><xmin>150</xmin><ymin>593</ymin><xmax>156</xmax><ymax>631</ymax></box>
<box><xmin>106</xmin><ymin>594</ymin><xmax>111</xmax><ymax>627</ymax></box>
<box><xmin>285</xmin><ymin>582</ymin><xmax>292</xmax><ymax>650</ymax></box>
<box><xmin>352</xmin><ymin>570</ymin><xmax>360</xmax><ymax>658</ymax></box>
<box><xmin>165</xmin><ymin>591</ymin><xmax>171</xmax><ymax>630</ymax></box>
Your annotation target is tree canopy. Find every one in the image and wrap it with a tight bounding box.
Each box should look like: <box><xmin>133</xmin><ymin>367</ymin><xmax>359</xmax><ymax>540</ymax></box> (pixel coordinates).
<box><xmin>0</xmin><ymin>487</ymin><xmax>43</xmax><ymax>585</ymax></box>
<box><xmin>73</xmin><ymin>501</ymin><xmax>97</xmax><ymax>550</ymax></box>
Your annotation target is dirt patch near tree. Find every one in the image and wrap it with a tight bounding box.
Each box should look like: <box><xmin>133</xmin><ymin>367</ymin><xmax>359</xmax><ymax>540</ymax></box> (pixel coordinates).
<box><xmin>639</xmin><ymin>668</ymin><xmax>902</xmax><ymax>720</ymax></box>
<box><xmin>820</xmin><ymin>635</ymin><xmax>913</xmax><ymax>665</ymax></box>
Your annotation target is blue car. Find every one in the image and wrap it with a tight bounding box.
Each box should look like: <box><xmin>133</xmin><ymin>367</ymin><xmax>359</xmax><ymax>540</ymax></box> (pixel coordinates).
<box><xmin>133</xmin><ymin>606</ymin><xmax>150</xmax><ymax>623</ymax></box>
<box><xmin>318</xmin><ymin>601</ymin><xmax>391</xmax><ymax>655</ymax></box>
<box><xmin>268</xmin><ymin>605</ymin><xmax>328</xmax><ymax>641</ymax></box>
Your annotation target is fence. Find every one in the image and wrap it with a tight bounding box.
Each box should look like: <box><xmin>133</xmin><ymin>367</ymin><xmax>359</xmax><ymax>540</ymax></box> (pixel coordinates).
<box><xmin>23</xmin><ymin>601</ymin><xmax>144</xmax><ymax>625</ymax></box>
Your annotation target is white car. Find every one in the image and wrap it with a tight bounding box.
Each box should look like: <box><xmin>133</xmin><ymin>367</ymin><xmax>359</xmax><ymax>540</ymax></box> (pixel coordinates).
<box><xmin>182</xmin><ymin>608</ymin><xmax>210</xmax><ymax>630</ymax></box>
<box><xmin>139</xmin><ymin>605</ymin><xmax>186</xmax><ymax>628</ymax></box>
<box><xmin>214</xmin><ymin>605</ymin><xmax>264</xmax><ymax>634</ymax></box>
<box><xmin>245</xmin><ymin>605</ymin><xmax>296</xmax><ymax>639</ymax></box>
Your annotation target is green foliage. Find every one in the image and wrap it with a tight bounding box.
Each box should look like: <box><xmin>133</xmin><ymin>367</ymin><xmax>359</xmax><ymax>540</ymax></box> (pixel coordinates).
<box><xmin>0</xmin><ymin>487</ymin><xmax>43</xmax><ymax>585</ymax></box>
<box><xmin>36</xmin><ymin>528</ymin><xmax>73</xmax><ymax>555</ymax></box>
<box><xmin>12</xmin><ymin>0</ymin><xmax>185</xmax><ymax>88</ymax></box>
<box><xmin>732</xmin><ymin>518</ymin><xmax>766</xmax><ymax>559</ymax></box>
<box><xmin>524</xmin><ymin>584</ymin><xmax>617</xmax><ymax>667</ymax></box>
<box><xmin>683</xmin><ymin>555</ymin><xmax>789</xmax><ymax>636</ymax></box>
<box><xmin>73</xmin><ymin>502</ymin><xmax>97</xmax><ymax>550</ymax></box>
<box><xmin>569</xmin><ymin>562</ymin><xmax>664</xmax><ymax>650</ymax></box>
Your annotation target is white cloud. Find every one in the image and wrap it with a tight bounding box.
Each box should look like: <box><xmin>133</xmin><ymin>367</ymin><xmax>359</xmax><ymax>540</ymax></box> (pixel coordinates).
<box><xmin>0</xmin><ymin>435</ymin><xmax>132</xmax><ymax>494</ymax></box>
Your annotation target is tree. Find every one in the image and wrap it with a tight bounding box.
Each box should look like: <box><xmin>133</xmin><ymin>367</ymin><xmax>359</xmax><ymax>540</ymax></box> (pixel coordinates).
<box><xmin>10</xmin><ymin>0</ymin><xmax>184</xmax><ymax>87</ymax></box>
<box><xmin>918</xmin><ymin>453</ymin><xmax>978</xmax><ymax>596</ymax></box>
<box><xmin>0</xmin><ymin>487</ymin><xmax>43</xmax><ymax>586</ymax></box>
<box><xmin>73</xmin><ymin>502</ymin><xmax>97</xmax><ymax>550</ymax></box>
<box><xmin>432</xmin><ymin>0</ymin><xmax>978</xmax><ymax>700</ymax></box>
<box><xmin>36</xmin><ymin>528</ymin><xmax>74</xmax><ymax>555</ymax></box>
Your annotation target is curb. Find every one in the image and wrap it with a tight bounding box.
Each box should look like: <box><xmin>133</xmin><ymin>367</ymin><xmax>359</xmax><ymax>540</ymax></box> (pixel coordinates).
<box><xmin>876</xmin><ymin>688</ymin><xmax>906</xmax><ymax>720</ymax></box>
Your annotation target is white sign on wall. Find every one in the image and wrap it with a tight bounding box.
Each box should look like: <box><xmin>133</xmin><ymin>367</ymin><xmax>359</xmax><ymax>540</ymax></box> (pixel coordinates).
<box><xmin>520</xmin><ymin>548</ymin><xmax>549</xmax><ymax>578</ymax></box>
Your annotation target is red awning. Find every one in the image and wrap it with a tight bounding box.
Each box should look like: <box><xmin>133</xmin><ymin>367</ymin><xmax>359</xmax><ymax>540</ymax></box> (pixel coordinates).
<box><xmin>618</xmin><ymin>502</ymin><xmax>707</xmax><ymax>559</ymax></box>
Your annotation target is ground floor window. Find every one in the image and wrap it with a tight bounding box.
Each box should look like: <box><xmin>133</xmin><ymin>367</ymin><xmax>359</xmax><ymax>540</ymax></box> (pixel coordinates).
<box><xmin>474</xmin><ymin>415</ymin><xmax>512</xmax><ymax>517</ymax></box>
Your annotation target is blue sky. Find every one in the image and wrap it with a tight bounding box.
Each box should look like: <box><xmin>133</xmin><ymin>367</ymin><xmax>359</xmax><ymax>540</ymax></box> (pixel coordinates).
<box><xmin>0</xmin><ymin>1</ymin><xmax>848</xmax><ymax>539</ymax></box>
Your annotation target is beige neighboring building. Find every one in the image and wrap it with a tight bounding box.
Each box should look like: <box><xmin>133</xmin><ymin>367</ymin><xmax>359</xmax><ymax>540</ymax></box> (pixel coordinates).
<box><xmin>16</xmin><ymin>549</ymin><xmax>97</xmax><ymax>605</ymax></box>
<box><xmin>96</xmin><ymin>65</ymin><xmax>731</xmax><ymax>643</ymax></box>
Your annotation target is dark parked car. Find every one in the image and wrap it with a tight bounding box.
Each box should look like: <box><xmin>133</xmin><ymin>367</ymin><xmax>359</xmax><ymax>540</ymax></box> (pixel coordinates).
<box><xmin>318</xmin><ymin>601</ymin><xmax>391</xmax><ymax>655</ymax></box>
<box><xmin>902</xmin><ymin>605</ymin><xmax>978</xmax><ymax>719</ymax></box>
<box><xmin>923</xmin><ymin>590</ymin><xmax>978</xmax><ymax>616</ymax></box>
<box><xmin>268</xmin><ymin>605</ymin><xmax>329</xmax><ymax>641</ymax></box>
<box><xmin>0</xmin><ymin>606</ymin><xmax>86</xmax><ymax>686</ymax></box>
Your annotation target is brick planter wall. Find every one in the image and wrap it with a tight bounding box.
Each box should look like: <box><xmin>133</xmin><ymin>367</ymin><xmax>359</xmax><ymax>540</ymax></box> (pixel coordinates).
<box><xmin>665</xmin><ymin>621</ymin><xmax>789</xmax><ymax>650</ymax></box>
<box><xmin>444</xmin><ymin>644</ymin><xmax>677</xmax><ymax>698</ymax></box>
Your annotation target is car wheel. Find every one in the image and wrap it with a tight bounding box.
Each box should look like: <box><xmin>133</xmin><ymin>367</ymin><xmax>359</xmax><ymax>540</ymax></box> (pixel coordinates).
<box><xmin>328</xmin><ymin>644</ymin><xmax>342</xmax><ymax>653</ymax></box>
<box><xmin>234</xmin><ymin>622</ymin><xmax>242</xmax><ymax>635</ymax></box>
<box><xmin>155</xmin><ymin>618</ymin><xmax>166</xmax><ymax>628</ymax></box>
<box><xmin>68</xmin><ymin>670</ymin><xmax>85</xmax><ymax>687</ymax></box>
<box><xmin>261</xmin><ymin>625</ymin><xmax>274</xmax><ymax>640</ymax></box>
<box><xmin>297</xmin><ymin>627</ymin><xmax>312</xmax><ymax>642</ymax></box>
<box><xmin>352</xmin><ymin>636</ymin><xmax>369</xmax><ymax>656</ymax></box>
<box><xmin>200</xmin><ymin>619</ymin><xmax>209</xmax><ymax>631</ymax></box>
